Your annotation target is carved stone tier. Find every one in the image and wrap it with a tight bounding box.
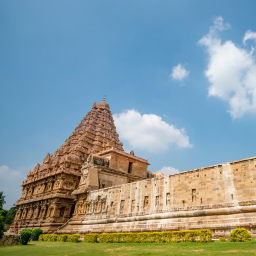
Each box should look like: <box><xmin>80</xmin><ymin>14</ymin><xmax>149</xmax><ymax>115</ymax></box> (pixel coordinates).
<box><xmin>12</xmin><ymin>100</ymin><xmax>126</xmax><ymax>234</ymax></box>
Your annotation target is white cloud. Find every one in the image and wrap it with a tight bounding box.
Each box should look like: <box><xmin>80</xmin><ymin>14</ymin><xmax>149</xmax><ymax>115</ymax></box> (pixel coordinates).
<box><xmin>156</xmin><ymin>166</ymin><xmax>179</xmax><ymax>175</ymax></box>
<box><xmin>199</xmin><ymin>16</ymin><xmax>256</xmax><ymax>119</ymax></box>
<box><xmin>243</xmin><ymin>30</ymin><xmax>256</xmax><ymax>44</ymax></box>
<box><xmin>171</xmin><ymin>64</ymin><xmax>189</xmax><ymax>81</ymax></box>
<box><xmin>114</xmin><ymin>110</ymin><xmax>192</xmax><ymax>152</ymax></box>
<box><xmin>0</xmin><ymin>165</ymin><xmax>29</xmax><ymax>210</ymax></box>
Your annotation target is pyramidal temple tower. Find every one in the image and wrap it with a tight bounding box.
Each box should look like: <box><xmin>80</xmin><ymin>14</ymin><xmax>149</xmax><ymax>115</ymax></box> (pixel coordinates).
<box><xmin>11</xmin><ymin>99</ymin><xmax>152</xmax><ymax>233</ymax></box>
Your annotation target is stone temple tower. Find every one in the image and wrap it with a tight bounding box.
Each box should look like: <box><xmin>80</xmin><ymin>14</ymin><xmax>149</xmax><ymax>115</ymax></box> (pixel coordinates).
<box><xmin>11</xmin><ymin>99</ymin><xmax>152</xmax><ymax>233</ymax></box>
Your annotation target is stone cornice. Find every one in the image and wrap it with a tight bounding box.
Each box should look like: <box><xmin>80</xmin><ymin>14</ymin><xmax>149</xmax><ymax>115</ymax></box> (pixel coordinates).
<box><xmin>99</xmin><ymin>166</ymin><xmax>145</xmax><ymax>180</ymax></box>
<box><xmin>98</xmin><ymin>148</ymin><xmax>150</xmax><ymax>165</ymax></box>
<box><xmin>21</xmin><ymin>169</ymin><xmax>81</xmax><ymax>186</ymax></box>
<box><xmin>15</xmin><ymin>193</ymin><xmax>76</xmax><ymax>206</ymax></box>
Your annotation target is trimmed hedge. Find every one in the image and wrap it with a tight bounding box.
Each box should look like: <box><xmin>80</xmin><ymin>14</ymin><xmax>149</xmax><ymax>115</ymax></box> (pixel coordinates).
<box><xmin>57</xmin><ymin>234</ymin><xmax>69</xmax><ymax>242</ymax></box>
<box><xmin>39</xmin><ymin>234</ymin><xmax>80</xmax><ymax>242</ymax></box>
<box><xmin>84</xmin><ymin>229</ymin><xmax>212</xmax><ymax>243</ymax></box>
<box><xmin>230</xmin><ymin>228</ymin><xmax>252</xmax><ymax>242</ymax></box>
<box><xmin>84</xmin><ymin>234</ymin><xmax>98</xmax><ymax>243</ymax></box>
<box><xmin>219</xmin><ymin>237</ymin><xmax>227</xmax><ymax>242</ymax></box>
<box><xmin>68</xmin><ymin>234</ymin><xmax>80</xmax><ymax>243</ymax></box>
<box><xmin>20</xmin><ymin>229</ymin><xmax>32</xmax><ymax>245</ymax></box>
<box><xmin>38</xmin><ymin>234</ymin><xmax>57</xmax><ymax>241</ymax></box>
<box><xmin>32</xmin><ymin>228</ymin><xmax>43</xmax><ymax>241</ymax></box>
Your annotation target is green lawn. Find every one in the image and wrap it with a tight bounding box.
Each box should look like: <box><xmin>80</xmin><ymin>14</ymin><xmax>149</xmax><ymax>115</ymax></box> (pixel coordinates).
<box><xmin>1</xmin><ymin>241</ymin><xmax>256</xmax><ymax>256</ymax></box>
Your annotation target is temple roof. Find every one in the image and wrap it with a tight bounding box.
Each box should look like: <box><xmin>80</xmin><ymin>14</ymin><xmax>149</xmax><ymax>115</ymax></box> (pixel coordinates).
<box><xmin>24</xmin><ymin>100</ymin><xmax>124</xmax><ymax>183</ymax></box>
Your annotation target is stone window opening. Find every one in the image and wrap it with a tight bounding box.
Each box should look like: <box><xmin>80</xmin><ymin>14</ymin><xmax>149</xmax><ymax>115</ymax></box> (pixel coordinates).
<box><xmin>182</xmin><ymin>200</ymin><xmax>185</xmax><ymax>207</ymax></box>
<box><xmin>231</xmin><ymin>194</ymin><xmax>233</xmax><ymax>200</ymax></box>
<box><xmin>101</xmin><ymin>184</ymin><xmax>105</xmax><ymax>189</ymax></box>
<box><xmin>128</xmin><ymin>162</ymin><xmax>133</xmax><ymax>174</ymax></box>
<box><xmin>200</xmin><ymin>198</ymin><xmax>203</xmax><ymax>204</ymax></box>
<box><xmin>192</xmin><ymin>189</ymin><xmax>196</xmax><ymax>202</ymax></box>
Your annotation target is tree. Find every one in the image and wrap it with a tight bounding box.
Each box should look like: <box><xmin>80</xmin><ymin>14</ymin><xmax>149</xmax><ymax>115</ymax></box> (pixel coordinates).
<box><xmin>0</xmin><ymin>192</ymin><xmax>6</xmax><ymax>209</ymax></box>
<box><xmin>5</xmin><ymin>207</ymin><xmax>17</xmax><ymax>224</ymax></box>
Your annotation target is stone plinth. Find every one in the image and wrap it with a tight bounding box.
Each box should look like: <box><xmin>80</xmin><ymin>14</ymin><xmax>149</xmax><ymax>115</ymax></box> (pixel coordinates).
<box><xmin>0</xmin><ymin>233</ymin><xmax>20</xmax><ymax>247</ymax></box>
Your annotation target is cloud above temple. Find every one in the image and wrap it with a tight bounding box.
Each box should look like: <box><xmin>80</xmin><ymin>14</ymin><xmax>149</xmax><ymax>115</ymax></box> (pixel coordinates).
<box><xmin>170</xmin><ymin>64</ymin><xmax>189</xmax><ymax>81</ymax></box>
<box><xmin>199</xmin><ymin>16</ymin><xmax>256</xmax><ymax>118</ymax></box>
<box><xmin>113</xmin><ymin>110</ymin><xmax>192</xmax><ymax>152</ymax></box>
<box><xmin>0</xmin><ymin>165</ymin><xmax>28</xmax><ymax>210</ymax></box>
<box><xmin>156</xmin><ymin>166</ymin><xmax>179</xmax><ymax>175</ymax></box>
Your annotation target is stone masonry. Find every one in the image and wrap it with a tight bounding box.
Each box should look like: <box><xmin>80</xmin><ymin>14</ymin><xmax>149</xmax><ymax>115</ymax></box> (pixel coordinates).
<box><xmin>9</xmin><ymin>99</ymin><xmax>153</xmax><ymax>234</ymax></box>
<box><xmin>58</xmin><ymin>156</ymin><xmax>256</xmax><ymax>238</ymax></box>
<box><xmin>9</xmin><ymin>99</ymin><xmax>256</xmax><ymax>238</ymax></box>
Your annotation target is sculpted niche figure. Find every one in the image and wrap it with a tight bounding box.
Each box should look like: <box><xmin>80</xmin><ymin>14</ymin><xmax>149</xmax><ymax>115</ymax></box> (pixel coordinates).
<box><xmin>155</xmin><ymin>196</ymin><xmax>159</xmax><ymax>207</ymax></box>
<box><xmin>166</xmin><ymin>193</ymin><xmax>170</xmax><ymax>207</ymax></box>
<box><xmin>144</xmin><ymin>196</ymin><xmax>149</xmax><ymax>208</ymax></box>
<box><xmin>131</xmin><ymin>200</ymin><xmax>135</xmax><ymax>212</ymax></box>
<box><xmin>120</xmin><ymin>200</ymin><xmax>125</xmax><ymax>214</ymax></box>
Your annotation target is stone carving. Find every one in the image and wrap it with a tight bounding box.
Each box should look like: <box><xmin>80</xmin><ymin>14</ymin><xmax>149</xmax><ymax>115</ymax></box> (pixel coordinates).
<box><xmin>166</xmin><ymin>193</ymin><xmax>170</xmax><ymax>207</ymax></box>
<box><xmin>144</xmin><ymin>196</ymin><xmax>149</xmax><ymax>208</ymax></box>
<box><xmin>120</xmin><ymin>200</ymin><xmax>125</xmax><ymax>214</ymax></box>
<box><xmin>131</xmin><ymin>200</ymin><xmax>135</xmax><ymax>212</ymax></box>
<box><xmin>155</xmin><ymin>196</ymin><xmax>159</xmax><ymax>207</ymax></box>
<box><xmin>239</xmin><ymin>200</ymin><xmax>256</xmax><ymax>206</ymax></box>
<box><xmin>13</xmin><ymin>99</ymin><xmax>256</xmax><ymax>237</ymax></box>
<box><xmin>192</xmin><ymin>189</ymin><xmax>196</xmax><ymax>202</ymax></box>
<box><xmin>94</xmin><ymin>157</ymin><xmax>105</xmax><ymax>166</ymax></box>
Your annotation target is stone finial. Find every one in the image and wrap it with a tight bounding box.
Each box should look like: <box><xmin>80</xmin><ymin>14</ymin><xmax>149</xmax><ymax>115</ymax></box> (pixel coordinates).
<box><xmin>34</xmin><ymin>163</ymin><xmax>40</xmax><ymax>173</ymax></box>
<box><xmin>92</xmin><ymin>102</ymin><xmax>97</xmax><ymax>109</ymax></box>
<box><xmin>129</xmin><ymin>150</ymin><xmax>135</xmax><ymax>156</ymax></box>
<box><xmin>43</xmin><ymin>153</ymin><xmax>51</xmax><ymax>164</ymax></box>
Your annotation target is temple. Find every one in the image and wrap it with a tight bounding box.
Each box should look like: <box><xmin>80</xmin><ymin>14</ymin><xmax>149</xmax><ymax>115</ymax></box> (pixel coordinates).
<box><xmin>10</xmin><ymin>99</ymin><xmax>155</xmax><ymax>233</ymax></box>
<box><xmin>9</xmin><ymin>99</ymin><xmax>256</xmax><ymax>238</ymax></box>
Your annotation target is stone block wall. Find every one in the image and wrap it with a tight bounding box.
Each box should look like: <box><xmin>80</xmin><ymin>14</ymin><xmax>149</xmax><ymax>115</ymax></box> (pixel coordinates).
<box><xmin>0</xmin><ymin>234</ymin><xmax>20</xmax><ymax>247</ymax></box>
<box><xmin>58</xmin><ymin>156</ymin><xmax>256</xmax><ymax>238</ymax></box>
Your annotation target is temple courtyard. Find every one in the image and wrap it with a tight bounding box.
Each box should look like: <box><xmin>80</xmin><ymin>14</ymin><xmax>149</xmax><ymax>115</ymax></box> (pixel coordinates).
<box><xmin>1</xmin><ymin>241</ymin><xmax>256</xmax><ymax>256</ymax></box>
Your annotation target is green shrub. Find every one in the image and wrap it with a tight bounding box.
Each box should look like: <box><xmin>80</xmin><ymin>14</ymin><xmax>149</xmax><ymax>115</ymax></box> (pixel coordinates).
<box><xmin>57</xmin><ymin>234</ymin><xmax>69</xmax><ymax>242</ymax></box>
<box><xmin>94</xmin><ymin>229</ymin><xmax>212</xmax><ymax>243</ymax></box>
<box><xmin>5</xmin><ymin>207</ymin><xmax>17</xmax><ymax>224</ymax></box>
<box><xmin>84</xmin><ymin>234</ymin><xmax>98</xmax><ymax>243</ymax></box>
<box><xmin>229</xmin><ymin>228</ymin><xmax>252</xmax><ymax>242</ymax></box>
<box><xmin>68</xmin><ymin>234</ymin><xmax>80</xmax><ymax>243</ymax></box>
<box><xmin>38</xmin><ymin>234</ymin><xmax>44</xmax><ymax>241</ymax></box>
<box><xmin>49</xmin><ymin>234</ymin><xmax>58</xmax><ymax>241</ymax></box>
<box><xmin>32</xmin><ymin>228</ymin><xmax>43</xmax><ymax>241</ymax></box>
<box><xmin>219</xmin><ymin>237</ymin><xmax>227</xmax><ymax>242</ymax></box>
<box><xmin>20</xmin><ymin>229</ymin><xmax>32</xmax><ymax>245</ymax></box>
<box><xmin>0</xmin><ymin>217</ymin><xmax>5</xmax><ymax>239</ymax></box>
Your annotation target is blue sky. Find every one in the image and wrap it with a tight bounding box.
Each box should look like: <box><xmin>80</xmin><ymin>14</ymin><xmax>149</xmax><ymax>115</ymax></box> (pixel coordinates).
<box><xmin>1</xmin><ymin>0</ymin><xmax>256</xmax><ymax>209</ymax></box>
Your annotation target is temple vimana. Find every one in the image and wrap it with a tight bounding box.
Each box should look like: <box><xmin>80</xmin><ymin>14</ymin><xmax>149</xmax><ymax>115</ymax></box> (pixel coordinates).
<box><xmin>8</xmin><ymin>99</ymin><xmax>256</xmax><ymax>238</ymax></box>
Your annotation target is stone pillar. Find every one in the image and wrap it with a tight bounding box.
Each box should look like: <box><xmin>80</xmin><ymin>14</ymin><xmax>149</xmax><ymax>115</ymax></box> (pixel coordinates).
<box><xmin>32</xmin><ymin>205</ymin><xmax>40</xmax><ymax>220</ymax></box>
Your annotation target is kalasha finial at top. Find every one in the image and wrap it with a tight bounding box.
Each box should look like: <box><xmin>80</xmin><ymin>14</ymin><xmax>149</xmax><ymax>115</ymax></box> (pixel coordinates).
<box><xmin>103</xmin><ymin>95</ymin><xmax>106</xmax><ymax>102</ymax></box>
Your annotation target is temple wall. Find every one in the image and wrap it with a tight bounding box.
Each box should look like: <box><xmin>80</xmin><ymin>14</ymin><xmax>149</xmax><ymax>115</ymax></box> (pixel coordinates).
<box><xmin>58</xmin><ymin>156</ymin><xmax>256</xmax><ymax>237</ymax></box>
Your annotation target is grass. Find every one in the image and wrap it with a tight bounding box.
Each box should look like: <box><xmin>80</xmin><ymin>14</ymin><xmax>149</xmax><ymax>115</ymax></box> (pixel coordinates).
<box><xmin>1</xmin><ymin>240</ymin><xmax>256</xmax><ymax>256</ymax></box>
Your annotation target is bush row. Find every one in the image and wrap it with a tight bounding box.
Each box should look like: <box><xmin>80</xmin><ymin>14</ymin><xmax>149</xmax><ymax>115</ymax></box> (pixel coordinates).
<box><xmin>38</xmin><ymin>234</ymin><xmax>80</xmax><ymax>243</ymax></box>
<box><xmin>84</xmin><ymin>229</ymin><xmax>212</xmax><ymax>243</ymax></box>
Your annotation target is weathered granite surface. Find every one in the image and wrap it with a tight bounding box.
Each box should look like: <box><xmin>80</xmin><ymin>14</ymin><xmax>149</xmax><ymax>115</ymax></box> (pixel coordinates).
<box><xmin>10</xmin><ymin>99</ymin><xmax>256</xmax><ymax>238</ymax></box>
<box><xmin>58</xmin><ymin>156</ymin><xmax>256</xmax><ymax>238</ymax></box>
<box><xmin>0</xmin><ymin>233</ymin><xmax>20</xmax><ymax>247</ymax></box>
<box><xmin>9</xmin><ymin>100</ymin><xmax>152</xmax><ymax>234</ymax></box>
